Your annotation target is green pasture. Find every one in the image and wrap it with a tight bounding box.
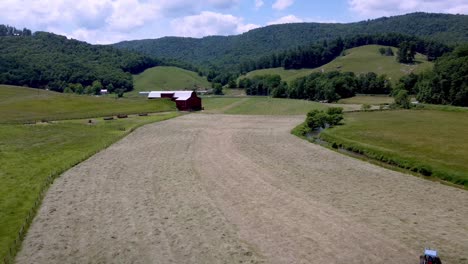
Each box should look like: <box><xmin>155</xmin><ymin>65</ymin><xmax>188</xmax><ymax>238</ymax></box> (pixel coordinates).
<box><xmin>320</xmin><ymin>110</ymin><xmax>468</xmax><ymax>187</ymax></box>
<box><xmin>202</xmin><ymin>97</ymin><xmax>328</xmax><ymax>115</ymax></box>
<box><xmin>0</xmin><ymin>85</ymin><xmax>175</xmax><ymax>124</ymax></box>
<box><xmin>338</xmin><ymin>95</ymin><xmax>394</xmax><ymax>105</ymax></box>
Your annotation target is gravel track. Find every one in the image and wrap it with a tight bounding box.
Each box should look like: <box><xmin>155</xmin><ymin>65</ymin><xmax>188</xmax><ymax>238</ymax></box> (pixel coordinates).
<box><xmin>17</xmin><ymin>114</ymin><xmax>468</xmax><ymax>264</ymax></box>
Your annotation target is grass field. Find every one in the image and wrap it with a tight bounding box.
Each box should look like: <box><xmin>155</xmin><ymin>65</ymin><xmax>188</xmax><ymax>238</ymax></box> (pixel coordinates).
<box><xmin>202</xmin><ymin>97</ymin><xmax>330</xmax><ymax>115</ymax></box>
<box><xmin>0</xmin><ymin>112</ymin><xmax>180</xmax><ymax>261</ymax></box>
<box><xmin>0</xmin><ymin>85</ymin><xmax>175</xmax><ymax>123</ymax></box>
<box><xmin>222</xmin><ymin>88</ymin><xmax>246</xmax><ymax>96</ymax></box>
<box><xmin>131</xmin><ymin>66</ymin><xmax>211</xmax><ymax>96</ymax></box>
<box><xmin>338</xmin><ymin>95</ymin><xmax>394</xmax><ymax>105</ymax></box>
<box><xmin>320</xmin><ymin>110</ymin><xmax>468</xmax><ymax>187</ymax></box>
<box><xmin>244</xmin><ymin>45</ymin><xmax>433</xmax><ymax>83</ymax></box>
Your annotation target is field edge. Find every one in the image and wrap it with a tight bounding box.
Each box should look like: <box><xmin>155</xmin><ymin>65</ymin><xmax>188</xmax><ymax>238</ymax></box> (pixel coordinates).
<box><xmin>2</xmin><ymin>112</ymin><xmax>181</xmax><ymax>263</ymax></box>
<box><xmin>290</xmin><ymin>119</ymin><xmax>468</xmax><ymax>190</ymax></box>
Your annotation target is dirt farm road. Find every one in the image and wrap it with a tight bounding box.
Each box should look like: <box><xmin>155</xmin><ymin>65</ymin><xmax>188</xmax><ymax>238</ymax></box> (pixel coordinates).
<box><xmin>17</xmin><ymin>114</ymin><xmax>468</xmax><ymax>264</ymax></box>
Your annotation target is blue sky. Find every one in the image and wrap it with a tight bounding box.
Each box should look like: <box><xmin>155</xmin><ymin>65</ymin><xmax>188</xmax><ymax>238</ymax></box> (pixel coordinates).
<box><xmin>0</xmin><ymin>0</ymin><xmax>467</xmax><ymax>44</ymax></box>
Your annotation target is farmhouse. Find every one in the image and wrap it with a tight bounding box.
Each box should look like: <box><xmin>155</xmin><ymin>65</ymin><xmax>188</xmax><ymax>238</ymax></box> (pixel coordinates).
<box><xmin>143</xmin><ymin>91</ymin><xmax>202</xmax><ymax>111</ymax></box>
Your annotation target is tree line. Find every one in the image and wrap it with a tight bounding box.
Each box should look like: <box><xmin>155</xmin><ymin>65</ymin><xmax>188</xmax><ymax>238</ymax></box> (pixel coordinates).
<box><xmin>400</xmin><ymin>44</ymin><xmax>468</xmax><ymax>106</ymax></box>
<box><xmin>239</xmin><ymin>71</ymin><xmax>391</xmax><ymax>102</ymax></box>
<box><xmin>0</xmin><ymin>25</ymin><xmax>32</xmax><ymax>37</ymax></box>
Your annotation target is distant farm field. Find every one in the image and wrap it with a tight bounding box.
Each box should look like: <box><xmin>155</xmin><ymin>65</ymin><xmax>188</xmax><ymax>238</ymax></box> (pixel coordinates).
<box><xmin>131</xmin><ymin>66</ymin><xmax>211</xmax><ymax>96</ymax></box>
<box><xmin>338</xmin><ymin>95</ymin><xmax>394</xmax><ymax>105</ymax></box>
<box><xmin>202</xmin><ymin>97</ymin><xmax>363</xmax><ymax>115</ymax></box>
<box><xmin>0</xmin><ymin>85</ymin><xmax>175</xmax><ymax>123</ymax></box>
<box><xmin>244</xmin><ymin>45</ymin><xmax>433</xmax><ymax>83</ymax></box>
<box><xmin>0</xmin><ymin>112</ymin><xmax>180</xmax><ymax>261</ymax></box>
<box><xmin>202</xmin><ymin>97</ymin><xmax>329</xmax><ymax>115</ymax></box>
<box><xmin>320</xmin><ymin>110</ymin><xmax>468</xmax><ymax>186</ymax></box>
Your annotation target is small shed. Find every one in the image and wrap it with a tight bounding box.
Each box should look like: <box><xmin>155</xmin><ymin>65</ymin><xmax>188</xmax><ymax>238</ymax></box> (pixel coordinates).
<box><xmin>147</xmin><ymin>91</ymin><xmax>202</xmax><ymax>111</ymax></box>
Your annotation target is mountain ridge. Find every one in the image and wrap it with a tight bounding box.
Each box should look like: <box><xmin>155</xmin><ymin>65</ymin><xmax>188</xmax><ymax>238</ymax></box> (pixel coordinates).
<box><xmin>113</xmin><ymin>12</ymin><xmax>468</xmax><ymax>70</ymax></box>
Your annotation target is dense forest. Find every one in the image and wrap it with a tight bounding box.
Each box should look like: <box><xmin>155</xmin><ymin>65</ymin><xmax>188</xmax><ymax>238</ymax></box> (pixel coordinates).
<box><xmin>113</xmin><ymin>13</ymin><xmax>468</xmax><ymax>71</ymax></box>
<box><xmin>414</xmin><ymin>44</ymin><xmax>468</xmax><ymax>106</ymax></box>
<box><xmin>0</xmin><ymin>27</ymin><xmax>163</xmax><ymax>93</ymax></box>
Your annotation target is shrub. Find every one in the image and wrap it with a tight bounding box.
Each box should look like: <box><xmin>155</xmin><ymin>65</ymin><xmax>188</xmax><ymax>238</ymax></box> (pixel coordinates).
<box><xmin>394</xmin><ymin>90</ymin><xmax>411</xmax><ymax>109</ymax></box>
<box><xmin>361</xmin><ymin>104</ymin><xmax>371</xmax><ymax>111</ymax></box>
<box><xmin>306</xmin><ymin>108</ymin><xmax>344</xmax><ymax>130</ymax></box>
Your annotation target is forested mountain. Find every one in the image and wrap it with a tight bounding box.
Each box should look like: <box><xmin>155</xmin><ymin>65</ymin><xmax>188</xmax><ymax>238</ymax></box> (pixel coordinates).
<box><xmin>0</xmin><ymin>30</ymin><xmax>162</xmax><ymax>93</ymax></box>
<box><xmin>113</xmin><ymin>13</ymin><xmax>468</xmax><ymax>71</ymax></box>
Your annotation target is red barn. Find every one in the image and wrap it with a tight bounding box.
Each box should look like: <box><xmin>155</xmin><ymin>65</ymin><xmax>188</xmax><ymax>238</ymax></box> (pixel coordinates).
<box><xmin>147</xmin><ymin>91</ymin><xmax>202</xmax><ymax>111</ymax></box>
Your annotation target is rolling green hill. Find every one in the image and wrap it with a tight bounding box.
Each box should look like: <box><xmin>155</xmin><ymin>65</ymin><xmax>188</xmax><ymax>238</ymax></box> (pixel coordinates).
<box><xmin>113</xmin><ymin>13</ymin><xmax>468</xmax><ymax>70</ymax></box>
<box><xmin>0</xmin><ymin>85</ymin><xmax>175</xmax><ymax>123</ymax></box>
<box><xmin>131</xmin><ymin>66</ymin><xmax>211</xmax><ymax>96</ymax></box>
<box><xmin>243</xmin><ymin>45</ymin><xmax>433</xmax><ymax>83</ymax></box>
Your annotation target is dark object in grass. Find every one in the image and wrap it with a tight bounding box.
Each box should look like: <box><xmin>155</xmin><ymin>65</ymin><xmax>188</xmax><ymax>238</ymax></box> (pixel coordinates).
<box><xmin>103</xmin><ymin>117</ymin><xmax>114</xmax><ymax>120</ymax></box>
<box><xmin>117</xmin><ymin>114</ymin><xmax>128</xmax><ymax>118</ymax></box>
<box><xmin>138</xmin><ymin>113</ymin><xmax>148</xmax><ymax>116</ymax></box>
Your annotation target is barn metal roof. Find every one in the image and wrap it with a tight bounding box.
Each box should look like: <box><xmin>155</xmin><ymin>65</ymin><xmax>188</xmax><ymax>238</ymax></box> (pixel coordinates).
<box><xmin>147</xmin><ymin>91</ymin><xmax>194</xmax><ymax>101</ymax></box>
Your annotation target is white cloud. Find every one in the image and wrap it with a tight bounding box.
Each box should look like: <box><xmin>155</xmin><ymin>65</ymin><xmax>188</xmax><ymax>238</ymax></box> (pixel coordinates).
<box><xmin>267</xmin><ymin>15</ymin><xmax>303</xmax><ymax>25</ymax></box>
<box><xmin>171</xmin><ymin>11</ymin><xmax>260</xmax><ymax>37</ymax></box>
<box><xmin>349</xmin><ymin>0</ymin><xmax>468</xmax><ymax>18</ymax></box>
<box><xmin>272</xmin><ymin>0</ymin><xmax>294</xmax><ymax>10</ymax></box>
<box><xmin>106</xmin><ymin>0</ymin><xmax>158</xmax><ymax>32</ymax></box>
<box><xmin>0</xmin><ymin>0</ymin><xmax>246</xmax><ymax>43</ymax></box>
<box><xmin>255</xmin><ymin>0</ymin><xmax>264</xmax><ymax>9</ymax></box>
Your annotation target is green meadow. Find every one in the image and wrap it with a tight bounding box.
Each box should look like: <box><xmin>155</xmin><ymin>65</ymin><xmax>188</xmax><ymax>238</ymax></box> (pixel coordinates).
<box><xmin>202</xmin><ymin>97</ymin><xmax>329</xmax><ymax>115</ymax></box>
<box><xmin>338</xmin><ymin>95</ymin><xmax>394</xmax><ymax>105</ymax></box>
<box><xmin>0</xmin><ymin>85</ymin><xmax>175</xmax><ymax>124</ymax></box>
<box><xmin>320</xmin><ymin>109</ymin><xmax>468</xmax><ymax>187</ymax></box>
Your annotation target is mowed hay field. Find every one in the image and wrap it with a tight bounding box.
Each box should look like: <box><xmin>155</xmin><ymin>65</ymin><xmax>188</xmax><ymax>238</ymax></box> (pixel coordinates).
<box><xmin>244</xmin><ymin>45</ymin><xmax>433</xmax><ymax>83</ymax></box>
<box><xmin>0</xmin><ymin>112</ymin><xmax>180</xmax><ymax>261</ymax></box>
<box><xmin>0</xmin><ymin>85</ymin><xmax>175</xmax><ymax>123</ymax></box>
<box><xmin>16</xmin><ymin>114</ymin><xmax>468</xmax><ymax>264</ymax></box>
<box><xmin>131</xmin><ymin>66</ymin><xmax>211</xmax><ymax>96</ymax></box>
<box><xmin>320</xmin><ymin>109</ymin><xmax>468</xmax><ymax>187</ymax></box>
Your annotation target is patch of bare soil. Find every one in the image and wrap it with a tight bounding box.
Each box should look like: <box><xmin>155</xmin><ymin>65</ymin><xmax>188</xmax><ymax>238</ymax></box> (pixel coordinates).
<box><xmin>17</xmin><ymin>114</ymin><xmax>468</xmax><ymax>264</ymax></box>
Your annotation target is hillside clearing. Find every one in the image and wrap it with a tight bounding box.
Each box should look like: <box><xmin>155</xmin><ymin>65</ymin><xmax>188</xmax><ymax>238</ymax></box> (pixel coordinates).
<box><xmin>131</xmin><ymin>66</ymin><xmax>210</xmax><ymax>97</ymax></box>
<box><xmin>320</xmin><ymin>110</ymin><xmax>468</xmax><ymax>186</ymax></box>
<box><xmin>244</xmin><ymin>45</ymin><xmax>433</xmax><ymax>83</ymax></box>
<box><xmin>17</xmin><ymin>114</ymin><xmax>468</xmax><ymax>264</ymax></box>
<box><xmin>0</xmin><ymin>85</ymin><xmax>175</xmax><ymax>123</ymax></box>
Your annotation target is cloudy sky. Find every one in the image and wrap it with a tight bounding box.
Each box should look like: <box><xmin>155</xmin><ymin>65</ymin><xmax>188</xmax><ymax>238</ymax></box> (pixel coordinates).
<box><xmin>1</xmin><ymin>0</ymin><xmax>467</xmax><ymax>44</ymax></box>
